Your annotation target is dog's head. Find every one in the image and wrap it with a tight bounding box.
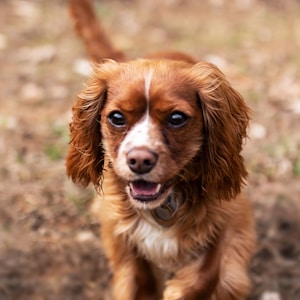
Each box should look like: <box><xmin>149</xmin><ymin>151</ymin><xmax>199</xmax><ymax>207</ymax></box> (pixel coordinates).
<box><xmin>66</xmin><ymin>59</ymin><xmax>250</xmax><ymax>209</ymax></box>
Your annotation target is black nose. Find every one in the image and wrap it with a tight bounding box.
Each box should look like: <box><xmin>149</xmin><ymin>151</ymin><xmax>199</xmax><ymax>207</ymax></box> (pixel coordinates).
<box><xmin>126</xmin><ymin>148</ymin><xmax>158</xmax><ymax>174</ymax></box>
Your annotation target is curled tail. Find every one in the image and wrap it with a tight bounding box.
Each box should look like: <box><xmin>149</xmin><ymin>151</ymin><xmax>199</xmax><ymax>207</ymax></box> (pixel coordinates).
<box><xmin>68</xmin><ymin>0</ymin><xmax>125</xmax><ymax>62</ymax></box>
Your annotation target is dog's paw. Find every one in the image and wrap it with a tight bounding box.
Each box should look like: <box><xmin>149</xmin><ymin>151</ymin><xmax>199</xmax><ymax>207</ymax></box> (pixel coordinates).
<box><xmin>163</xmin><ymin>286</ymin><xmax>185</xmax><ymax>300</ymax></box>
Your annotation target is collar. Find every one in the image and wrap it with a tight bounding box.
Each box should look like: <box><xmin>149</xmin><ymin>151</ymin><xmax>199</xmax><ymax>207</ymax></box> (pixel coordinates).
<box><xmin>151</xmin><ymin>194</ymin><xmax>180</xmax><ymax>227</ymax></box>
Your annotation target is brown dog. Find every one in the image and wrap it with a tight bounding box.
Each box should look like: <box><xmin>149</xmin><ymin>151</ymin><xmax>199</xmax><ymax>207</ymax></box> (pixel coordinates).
<box><xmin>66</xmin><ymin>1</ymin><xmax>256</xmax><ymax>299</ymax></box>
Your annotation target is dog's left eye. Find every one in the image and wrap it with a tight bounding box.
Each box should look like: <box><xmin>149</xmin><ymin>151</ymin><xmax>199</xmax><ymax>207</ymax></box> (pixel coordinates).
<box><xmin>167</xmin><ymin>112</ymin><xmax>188</xmax><ymax>128</ymax></box>
<box><xmin>108</xmin><ymin>111</ymin><xmax>126</xmax><ymax>127</ymax></box>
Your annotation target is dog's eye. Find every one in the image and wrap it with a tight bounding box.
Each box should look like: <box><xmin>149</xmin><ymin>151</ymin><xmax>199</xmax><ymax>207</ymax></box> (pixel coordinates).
<box><xmin>167</xmin><ymin>112</ymin><xmax>188</xmax><ymax>128</ymax></box>
<box><xmin>108</xmin><ymin>111</ymin><xmax>126</xmax><ymax>127</ymax></box>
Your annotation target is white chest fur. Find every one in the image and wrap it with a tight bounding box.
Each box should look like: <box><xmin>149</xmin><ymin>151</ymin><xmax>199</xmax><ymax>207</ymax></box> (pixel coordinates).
<box><xmin>128</xmin><ymin>215</ymin><xmax>181</xmax><ymax>271</ymax></box>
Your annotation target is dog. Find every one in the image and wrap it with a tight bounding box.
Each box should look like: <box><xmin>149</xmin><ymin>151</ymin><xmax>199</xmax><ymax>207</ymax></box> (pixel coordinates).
<box><xmin>66</xmin><ymin>1</ymin><xmax>256</xmax><ymax>299</ymax></box>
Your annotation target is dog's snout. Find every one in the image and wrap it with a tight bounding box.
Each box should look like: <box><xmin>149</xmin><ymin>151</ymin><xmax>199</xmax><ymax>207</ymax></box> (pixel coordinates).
<box><xmin>127</xmin><ymin>148</ymin><xmax>158</xmax><ymax>174</ymax></box>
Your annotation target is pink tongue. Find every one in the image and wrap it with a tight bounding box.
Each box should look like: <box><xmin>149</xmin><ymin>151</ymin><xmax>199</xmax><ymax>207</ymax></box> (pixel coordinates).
<box><xmin>131</xmin><ymin>180</ymin><xmax>159</xmax><ymax>196</ymax></box>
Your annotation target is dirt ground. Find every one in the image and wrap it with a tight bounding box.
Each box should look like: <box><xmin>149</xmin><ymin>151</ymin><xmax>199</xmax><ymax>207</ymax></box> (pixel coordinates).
<box><xmin>0</xmin><ymin>0</ymin><xmax>299</xmax><ymax>299</ymax></box>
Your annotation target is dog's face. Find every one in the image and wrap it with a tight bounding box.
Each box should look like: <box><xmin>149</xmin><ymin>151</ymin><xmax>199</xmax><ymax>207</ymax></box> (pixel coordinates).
<box><xmin>100</xmin><ymin>61</ymin><xmax>204</xmax><ymax>209</ymax></box>
<box><xmin>66</xmin><ymin>59</ymin><xmax>250</xmax><ymax>208</ymax></box>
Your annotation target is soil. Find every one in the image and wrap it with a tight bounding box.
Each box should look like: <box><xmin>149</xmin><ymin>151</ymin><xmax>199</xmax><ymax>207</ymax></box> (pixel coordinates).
<box><xmin>0</xmin><ymin>0</ymin><xmax>299</xmax><ymax>299</ymax></box>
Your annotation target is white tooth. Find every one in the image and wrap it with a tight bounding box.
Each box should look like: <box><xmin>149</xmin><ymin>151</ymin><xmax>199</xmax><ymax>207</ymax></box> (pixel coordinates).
<box><xmin>129</xmin><ymin>183</ymin><xmax>135</xmax><ymax>194</ymax></box>
<box><xmin>154</xmin><ymin>184</ymin><xmax>162</xmax><ymax>194</ymax></box>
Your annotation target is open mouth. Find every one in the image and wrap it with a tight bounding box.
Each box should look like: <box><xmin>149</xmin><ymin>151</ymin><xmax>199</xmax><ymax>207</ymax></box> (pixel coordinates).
<box><xmin>129</xmin><ymin>180</ymin><xmax>165</xmax><ymax>202</ymax></box>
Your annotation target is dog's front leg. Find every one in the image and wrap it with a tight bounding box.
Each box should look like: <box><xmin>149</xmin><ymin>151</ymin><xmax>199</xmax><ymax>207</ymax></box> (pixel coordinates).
<box><xmin>101</xmin><ymin>224</ymin><xmax>158</xmax><ymax>300</ymax></box>
<box><xmin>163</xmin><ymin>246</ymin><xmax>221</xmax><ymax>300</ymax></box>
<box><xmin>111</xmin><ymin>254</ymin><xmax>159</xmax><ymax>300</ymax></box>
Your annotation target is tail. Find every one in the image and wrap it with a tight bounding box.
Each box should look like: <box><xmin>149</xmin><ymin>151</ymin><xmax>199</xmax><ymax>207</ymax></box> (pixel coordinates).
<box><xmin>68</xmin><ymin>0</ymin><xmax>125</xmax><ymax>62</ymax></box>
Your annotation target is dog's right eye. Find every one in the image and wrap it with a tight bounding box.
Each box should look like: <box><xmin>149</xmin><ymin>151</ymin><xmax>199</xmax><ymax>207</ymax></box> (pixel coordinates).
<box><xmin>108</xmin><ymin>111</ymin><xmax>126</xmax><ymax>127</ymax></box>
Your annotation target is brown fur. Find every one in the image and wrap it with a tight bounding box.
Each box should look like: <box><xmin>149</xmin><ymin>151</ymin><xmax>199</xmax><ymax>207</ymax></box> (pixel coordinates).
<box><xmin>66</xmin><ymin>1</ymin><xmax>256</xmax><ymax>299</ymax></box>
<box><xmin>69</xmin><ymin>0</ymin><xmax>125</xmax><ymax>62</ymax></box>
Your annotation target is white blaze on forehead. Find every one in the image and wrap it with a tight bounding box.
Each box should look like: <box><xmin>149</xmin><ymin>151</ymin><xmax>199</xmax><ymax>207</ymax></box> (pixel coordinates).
<box><xmin>119</xmin><ymin>68</ymin><xmax>155</xmax><ymax>152</ymax></box>
<box><xmin>144</xmin><ymin>68</ymin><xmax>153</xmax><ymax>107</ymax></box>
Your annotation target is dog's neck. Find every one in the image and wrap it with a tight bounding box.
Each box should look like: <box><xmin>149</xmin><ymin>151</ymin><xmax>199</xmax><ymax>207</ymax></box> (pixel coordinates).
<box><xmin>150</xmin><ymin>181</ymin><xmax>202</xmax><ymax>227</ymax></box>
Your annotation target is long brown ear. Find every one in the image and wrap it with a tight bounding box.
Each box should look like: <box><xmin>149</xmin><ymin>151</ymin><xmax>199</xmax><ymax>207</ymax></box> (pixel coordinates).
<box><xmin>191</xmin><ymin>62</ymin><xmax>250</xmax><ymax>200</ymax></box>
<box><xmin>66</xmin><ymin>67</ymin><xmax>108</xmax><ymax>187</ymax></box>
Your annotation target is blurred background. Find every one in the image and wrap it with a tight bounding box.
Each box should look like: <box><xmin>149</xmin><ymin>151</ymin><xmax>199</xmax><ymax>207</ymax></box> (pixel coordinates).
<box><xmin>0</xmin><ymin>0</ymin><xmax>299</xmax><ymax>299</ymax></box>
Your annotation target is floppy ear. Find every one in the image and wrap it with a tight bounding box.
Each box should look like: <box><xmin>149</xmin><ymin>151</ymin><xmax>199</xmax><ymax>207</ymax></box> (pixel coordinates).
<box><xmin>191</xmin><ymin>62</ymin><xmax>250</xmax><ymax>200</ymax></box>
<box><xmin>66</xmin><ymin>65</ymin><xmax>110</xmax><ymax>187</ymax></box>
